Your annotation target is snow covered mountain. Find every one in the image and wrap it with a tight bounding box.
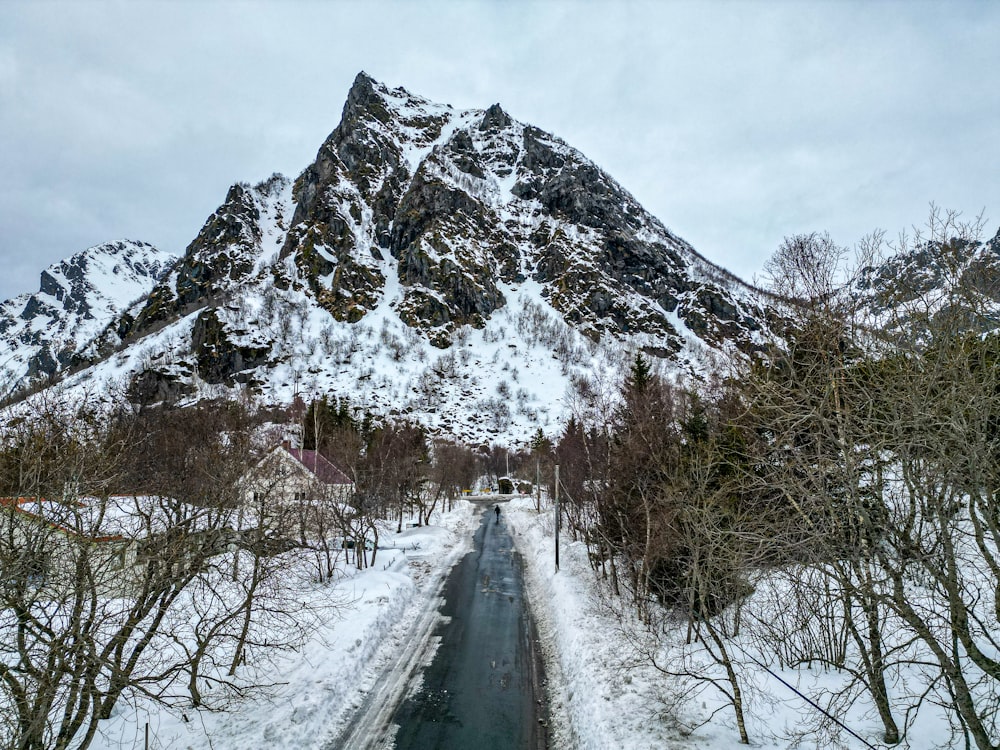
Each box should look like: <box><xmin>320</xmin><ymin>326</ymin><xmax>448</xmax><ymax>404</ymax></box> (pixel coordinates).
<box><xmin>854</xmin><ymin>226</ymin><xmax>1000</xmax><ymax>338</ymax></box>
<box><xmin>15</xmin><ymin>73</ymin><xmax>777</xmax><ymax>443</ymax></box>
<box><xmin>0</xmin><ymin>240</ymin><xmax>175</xmax><ymax>395</ymax></box>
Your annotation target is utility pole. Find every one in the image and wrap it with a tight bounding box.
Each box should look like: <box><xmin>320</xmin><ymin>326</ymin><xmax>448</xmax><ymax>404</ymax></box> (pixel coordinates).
<box><xmin>554</xmin><ymin>464</ymin><xmax>560</xmax><ymax>572</ymax></box>
<box><xmin>535</xmin><ymin>458</ymin><xmax>540</xmax><ymax>513</ymax></box>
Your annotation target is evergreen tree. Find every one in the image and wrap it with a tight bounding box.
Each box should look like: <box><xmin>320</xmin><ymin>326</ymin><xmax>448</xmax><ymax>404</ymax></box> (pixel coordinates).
<box><xmin>626</xmin><ymin>352</ymin><xmax>652</xmax><ymax>396</ymax></box>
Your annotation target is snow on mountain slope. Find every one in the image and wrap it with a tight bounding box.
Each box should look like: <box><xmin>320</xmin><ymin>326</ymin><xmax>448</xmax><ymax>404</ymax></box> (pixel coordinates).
<box><xmin>57</xmin><ymin>267</ymin><xmax>625</xmax><ymax>446</ymax></box>
<box><xmin>20</xmin><ymin>73</ymin><xmax>780</xmax><ymax>443</ymax></box>
<box><xmin>853</xmin><ymin>225</ymin><xmax>1000</xmax><ymax>339</ymax></box>
<box><xmin>0</xmin><ymin>240</ymin><xmax>175</xmax><ymax>394</ymax></box>
<box><xmin>274</xmin><ymin>72</ymin><xmax>771</xmax><ymax>355</ymax></box>
<box><xmin>118</xmin><ymin>174</ymin><xmax>294</xmax><ymax>338</ymax></box>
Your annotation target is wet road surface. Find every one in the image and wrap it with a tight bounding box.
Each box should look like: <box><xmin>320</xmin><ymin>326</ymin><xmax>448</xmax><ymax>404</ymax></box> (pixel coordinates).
<box><xmin>388</xmin><ymin>506</ymin><xmax>548</xmax><ymax>749</ymax></box>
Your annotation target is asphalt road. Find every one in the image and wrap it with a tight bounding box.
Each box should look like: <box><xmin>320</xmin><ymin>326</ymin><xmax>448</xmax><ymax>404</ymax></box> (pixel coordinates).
<box><xmin>388</xmin><ymin>504</ymin><xmax>549</xmax><ymax>749</ymax></box>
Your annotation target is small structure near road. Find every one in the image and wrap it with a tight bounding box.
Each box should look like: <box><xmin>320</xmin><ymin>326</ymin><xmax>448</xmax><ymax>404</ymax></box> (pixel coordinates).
<box><xmin>0</xmin><ymin>493</ymin><xmax>241</xmax><ymax>597</ymax></box>
<box><xmin>242</xmin><ymin>441</ymin><xmax>353</xmax><ymax>510</ymax></box>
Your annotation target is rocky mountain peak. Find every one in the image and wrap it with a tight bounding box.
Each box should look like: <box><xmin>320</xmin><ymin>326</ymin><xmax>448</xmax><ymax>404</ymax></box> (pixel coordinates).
<box><xmin>109</xmin><ymin>73</ymin><xmax>768</xmax><ymax>358</ymax></box>
<box><xmin>9</xmin><ymin>74</ymin><xmax>784</xmax><ymax>442</ymax></box>
<box><xmin>0</xmin><ymin>240</ymin><xmax>175</xmax><ymax>389</ymax></box>
<box><xmin>35</xmin><ymin>240</ymin><xmax>173</xmax><ymax>317</ymax></box>
<box><xmin>480</xmin><ymin>103</ymin><xmax>512</xmax><ymax>131</ymax></box>
<box><xmin>325</xmin><ymin>73</ymin><xmax>451</xmax><ymax>182</ymax></box>
<box><xmin>269</xmin><ymin>75</ymin><xmax>767</xmax><ymax>352</ymax></box>
<box><xmin>340</xmin><ymin>71</ymin><xmax>391</xmax><ymax>127</ymax></box>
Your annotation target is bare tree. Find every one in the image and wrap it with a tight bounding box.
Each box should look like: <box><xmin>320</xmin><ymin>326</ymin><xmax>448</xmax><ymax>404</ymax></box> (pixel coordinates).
<box><xmin>0</xmin><ymin>393</ymin><xmax>326</xmax><ymax>750</ymax></box>
<box><xmin>749</xmin><ymin>231</ymin><xmax>906</xmax><ymax>744</ymax></box>
<box><xmin>743</xmin><ymin>215</ymin><xmax>1000</xmax><ymax>748</ymax></box>
<box><xmin>427</xmin><ymin>440</ymin><xmax>477</xmax><ymax>515</ymax></box>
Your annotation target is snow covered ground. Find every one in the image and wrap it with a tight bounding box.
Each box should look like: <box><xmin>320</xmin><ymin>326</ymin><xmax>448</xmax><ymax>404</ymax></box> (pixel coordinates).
<box><xmin>88</xmin><ymin>493</ymin><xmax>960</xmax><ymax>750</ymax></box>
<box><xmin>505</xmin><ymin>496</ymin><xmax>962</xmax><ymax>750</ymax></box>
<box><xmin>89</xmin><ymin>501</ymin><xmax>480</xmax><ymax>750</ymax></box>
<box><xmin>508</xmin><ymin>496</ymin><xmax>721</xmax><ymax>750</ymax></box>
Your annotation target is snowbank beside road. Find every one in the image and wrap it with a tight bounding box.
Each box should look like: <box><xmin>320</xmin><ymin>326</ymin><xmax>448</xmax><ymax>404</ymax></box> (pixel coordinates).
<box><xmin>506</xmin><ymin>494</ymin><xmax>860</xmax><ymax>749</ymax></box>
<box><xmin>506</xmin><ymin>496</ymin><xmax>689</xmax><ymax>750</ymax></box>
<box><xmin>505</xmin><ymin>495</ymin><xmax>962</xmax><ymax>750</ymax></box>
<box><xmin>90</xmin><ymin>501</ymin><xmax>478</xmax><ymax>750</ymax></box>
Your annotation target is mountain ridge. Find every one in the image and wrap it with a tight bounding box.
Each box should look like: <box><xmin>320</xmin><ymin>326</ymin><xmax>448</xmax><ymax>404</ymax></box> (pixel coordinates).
<box><xmin>6</xmin><ymin>73</ymin><xmax>779</xmax><ymax>442</ymax></box>
<box><xmin>0</xmin><ymin>239</ymin><xmax>175</xmax><ymax>394</ymax></box>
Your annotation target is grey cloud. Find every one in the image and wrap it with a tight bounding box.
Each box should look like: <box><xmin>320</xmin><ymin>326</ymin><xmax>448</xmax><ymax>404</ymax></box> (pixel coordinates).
<box><xmin>1</xmin><ymin>0</ymin><xmax>997</xmax><ymax>300</ymax></box>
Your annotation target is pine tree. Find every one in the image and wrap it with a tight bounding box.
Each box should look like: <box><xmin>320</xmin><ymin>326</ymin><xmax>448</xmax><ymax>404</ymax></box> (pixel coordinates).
<box><xmin>530</xmin><ymin>427</ymin><xmax>552</xmax><ymax>456</ymax></box>
<box><xmin>626</xmin><ymin>352</ymin><xmax>652</xmax><ymax>396</ymax></box>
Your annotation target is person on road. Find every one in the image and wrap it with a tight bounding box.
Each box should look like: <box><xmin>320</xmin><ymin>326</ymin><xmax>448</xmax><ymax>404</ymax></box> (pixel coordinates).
<box><xmin>494</xmin><ymin>504</ymin><xmax>501</xmax><ymax>523</ymax></box>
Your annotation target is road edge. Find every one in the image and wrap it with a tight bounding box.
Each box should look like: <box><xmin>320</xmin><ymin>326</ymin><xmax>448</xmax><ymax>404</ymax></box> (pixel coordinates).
<box><xmin>321</xmin><ymin>511</ymin><xmax>478</xmax><ymax>750</ymax></box>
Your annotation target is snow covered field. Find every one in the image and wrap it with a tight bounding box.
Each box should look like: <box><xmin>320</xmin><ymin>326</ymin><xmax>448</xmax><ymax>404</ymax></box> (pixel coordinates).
<box><xmin>89</xmin><ymin>502</ymin><xmax>479</xmax><ymax>750</ymax></box>
<box><xmin>86</xmin><ymin>494</ymin><xmax>963</xmax><ymax>750</ymax></box>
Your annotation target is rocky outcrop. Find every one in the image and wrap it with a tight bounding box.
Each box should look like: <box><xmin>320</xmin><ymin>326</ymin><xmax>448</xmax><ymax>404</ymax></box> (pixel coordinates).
<box><xmin>278</xmin><ymin>74</ymin><xmax>417</xmax><ymax>321</ymax></box>
<box><xmin>854</xmin><ymin>228</ymin><xmax>1000</xmax><ymax>336</ymax></box>
<box><xmin>390</xmin><ymin>168</ymin><xmax>510</xmax><ymax>341</ymax></box>
<box><xmin>132</xmin><ymin>176</ymin><xmax>289</xmax><ymax>335</ymax></box>
<box><xmin>191</xmin><ymin>308</ymin><xmax>271</xmax><ymax>385</ymax></box>
<box><xmin>127</xmin><ymin>365</ymin><xmax>196</xmax><ymax>405</ymax></box>
<box><xmin>0</xmin><ymin>240</ymin><xmax>174</xmax><ymax>389</ymax></box>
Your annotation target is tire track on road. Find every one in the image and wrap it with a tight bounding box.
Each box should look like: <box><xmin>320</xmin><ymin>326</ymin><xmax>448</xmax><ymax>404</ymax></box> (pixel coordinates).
<box><xmin>323</xmin><ymin>531</ymin><xmax>473</xmax><ymax>750</ymax></box>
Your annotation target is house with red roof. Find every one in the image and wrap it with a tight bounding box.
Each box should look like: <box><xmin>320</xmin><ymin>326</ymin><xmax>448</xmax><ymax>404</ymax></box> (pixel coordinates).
<box><xmin>242</xmin><ymin>442</ymin><xmax>354</xmax><ymax>527</ymax></box>
<box><xmin>283</xmin><ymin>447</ymin><xmax>353</xmax><ymax>487</ymax></box>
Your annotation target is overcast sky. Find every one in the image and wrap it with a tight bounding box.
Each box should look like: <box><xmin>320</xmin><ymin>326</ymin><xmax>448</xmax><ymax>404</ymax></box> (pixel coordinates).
<box><xmin>2</xmin><ymin>0</ymin><xmax>998</xmax><ymax>302</ymax></box>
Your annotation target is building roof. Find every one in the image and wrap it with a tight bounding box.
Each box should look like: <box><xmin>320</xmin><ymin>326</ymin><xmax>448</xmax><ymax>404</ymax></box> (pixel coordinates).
<box><xmin>284</xmin><ymin>447</ymin><xmax>352</xmax><ymax>486</ymax></box>
<box><xmin>0</xmin><ymin>494</ymin><xmax>235</xmax><ymax>542</ymax></box>
<box><xmin>1</xmin><ymin>496</ymin><xmax>126</xmax><ymax>543</ymax></box>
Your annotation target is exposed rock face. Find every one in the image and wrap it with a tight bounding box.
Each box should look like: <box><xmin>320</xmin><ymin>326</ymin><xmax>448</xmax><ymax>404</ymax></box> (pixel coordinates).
<box><xmin>480</xmin><ymin>103</ymin><xmax>512</xmax><ymax>131</ymax></box>
<box><xmin>10</xmin><ymin>73</ymin><xmax>789</xmax><ymax>436</ymax></box>
<box><xmin>0</xmin><ymin>240</ymin><xmax>175</xmax><ymax>390</ymax></box>
<box><xmin>191</xmin><ymin>308</ymin><xmax>270</xmax><ymax>385</ymax></box>
<box><xmin>257</xmin><ymin>73</ymin><xmax>767</xmax><ymax>354</ymax></box>
<box><xmin>279</xmin><ymin>72</ymin><xmax>450</xmax><ymax>323</ymax></box>
<box><xmin>80</xmin><ymin>72</ymin><xmax>768</xmax><ymax>364</ymax></box>
<box><xmin>854</xmin><ymin>228</ymin><xmax>1000</xmax><ymax>337</ymax></box>
<box><xmin>131</xmin><ymin>175</ymin><xmax>291</xmax><ymax>334</ymax></box>
<box><xmin>390</xmin><ymin>167</ymin><xmax>510</xmax><ymax>343</ymax></box>
<box><xmin>127</xmin><ymin>365</ymin><xmax>196</xmax><ymax>405</ymax></box>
